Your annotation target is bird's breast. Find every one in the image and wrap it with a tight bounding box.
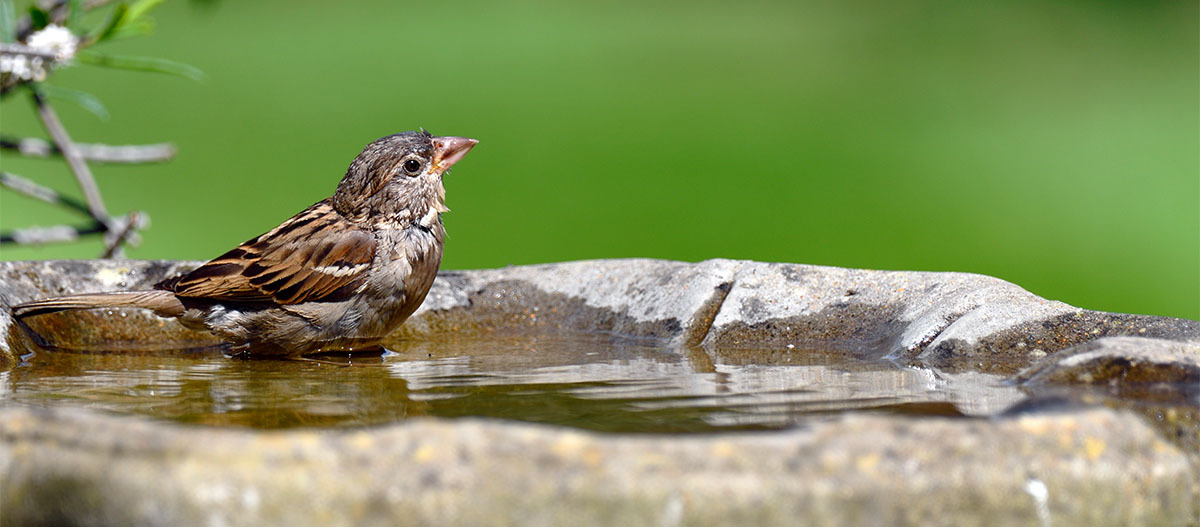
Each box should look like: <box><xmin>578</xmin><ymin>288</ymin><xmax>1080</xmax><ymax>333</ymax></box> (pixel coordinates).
<box><xmin>347</xmin><ymin>223</ymin><xmax>444</xmax><ymax>337</ymax></box>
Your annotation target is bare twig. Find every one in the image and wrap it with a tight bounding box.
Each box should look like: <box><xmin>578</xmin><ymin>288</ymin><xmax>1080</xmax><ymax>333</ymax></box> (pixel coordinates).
<box><xmin>0</xmin><ymin>212</ymin><xmax>144</xmax><ymax>248</ymax></box>
<box><xmin>31</xmin><ymin>88</ymin><xmax>110</xmax><ymax>222</ymax></box>
<box><xmin>3</xmin><ymin>0</ymin><xmax>113</xmax><ymax>96</ymax></box>
<box><xmin>0</xmin><ymin>43</ymin><xmax>62</xmax><ymax>60</ymax></box>
<box><xmin>0</xmin><ymin>221</ymin><xmax>105</xmax><ymax>245</ymax></box>
<box><xmin>26</xmin><ymin>88</ymin><xmax>148</xmax><ymax>256</ymax></box>
<box><xmin>0</xmin><ymin>171</ymin><xmax>91</xmax><ymax>214</ymax></box>
<box><xmin>101</xmin><ymin>211</ymin><xmax>144</xmax><ymax>258</ymax></box>
<box><xmin>0</xmin><ymin>43</ymin><xmax>65</xmax><ymax>96</ymax></box>
<box><xmin>1</xmin><ymin>135</ymin><xmax>177</xmax><ymax>163</ymax></box>
<box><xmin>2</xmin><ymin>0</ymin><xmax>164</xmax><ymax>257</ymax></box>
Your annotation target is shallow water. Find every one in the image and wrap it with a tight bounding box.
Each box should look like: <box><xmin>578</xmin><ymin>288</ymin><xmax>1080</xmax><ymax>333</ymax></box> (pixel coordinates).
<box><xmin>1</xmin><ymin>332</ymin><xmax>1037</xmax><ymax>433</ymax></box>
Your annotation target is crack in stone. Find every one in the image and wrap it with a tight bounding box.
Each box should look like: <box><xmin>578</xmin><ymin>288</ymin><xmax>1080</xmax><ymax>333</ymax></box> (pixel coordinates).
<box><xmin>683</xmin><ymin>281</ymin><xmax>733</xmax><ymax>348</ymax></box>
<box><xmin>886</xmin><ymin>309</ymin><xmax>970</xmax><ymax>361</ymax></box>
<box><xmin>674</xmin><ymin>280</ymin><xmax>734</xmax><ymax>374</ymax></box>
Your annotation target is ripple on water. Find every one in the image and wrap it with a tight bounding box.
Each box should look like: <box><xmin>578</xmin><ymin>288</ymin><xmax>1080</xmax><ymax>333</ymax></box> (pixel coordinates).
<box><xmin>5</xmin><ymin>332</ymin><xmax>1030</xmax><ymax>432</ymax></box>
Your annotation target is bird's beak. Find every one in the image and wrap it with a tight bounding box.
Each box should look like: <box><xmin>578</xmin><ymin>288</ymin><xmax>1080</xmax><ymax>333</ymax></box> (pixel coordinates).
<box><xmin>431</xmin><ymin>136</ymin><xmax>479</xmax><ymax>175</ymax></box>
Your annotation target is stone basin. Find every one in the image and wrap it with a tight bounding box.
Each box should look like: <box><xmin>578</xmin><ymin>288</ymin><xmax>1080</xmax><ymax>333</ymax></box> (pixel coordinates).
<box><xmin>1</xmin><ymin>258</ymin><xmax>1197</xmax><ymax>526</ymax></box>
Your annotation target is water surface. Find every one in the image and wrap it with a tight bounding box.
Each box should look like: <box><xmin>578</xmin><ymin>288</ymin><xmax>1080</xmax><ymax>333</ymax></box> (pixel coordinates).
<box><xmin>1</xmin><ymin>332</ymin><xmax>1038</xmax><ymax>433</ymax></box>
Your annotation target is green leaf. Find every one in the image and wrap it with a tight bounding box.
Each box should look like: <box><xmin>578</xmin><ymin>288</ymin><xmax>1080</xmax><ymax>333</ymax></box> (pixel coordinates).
<box><xmin>0</xmin><ymin>0</ymin><xmax>14</xmax><ymax>43</ymax></box>
<box><xmin>90</xmin><ymin>3</ymin><xmax>127</xmax><ymax>42</ymax></box>
<box><xmin>66</xmin><ymin>0</ymin><xmax>83</xmax><ymax>31</ymax></box>
<box><xmin>125</xmin><ymin>0</ymin><xmax>166</xmax><ymax>24</ymax></box>
<box><xmin>86</xmin><ymin>0</ymin><xmax>166</xmax><ymax>43</ymax></box>
<box><xmin>39</xmin><ymin>84</ymin><xmax>110</xmax><ymax>120</ymax></box>
<box><xmin>27</xmin><ymin>5</ymin><xmax>48</xmax><ymax>31</ymax></box>
<box><xmin>108</xmin><ymin>17</ymin><xmax>154</xmax><ymax>40</ymax></box>
<box><xmin>75</xmin><ymin>50</ymin><xmax>205</xmax><ymax>81</ymax></box>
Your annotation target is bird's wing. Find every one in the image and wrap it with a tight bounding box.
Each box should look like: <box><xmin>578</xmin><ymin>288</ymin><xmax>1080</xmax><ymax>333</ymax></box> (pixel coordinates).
<box><xmin>159</xmin><ymin>200</ymin><xmax>376</xmax><ymax>305</ymax></box>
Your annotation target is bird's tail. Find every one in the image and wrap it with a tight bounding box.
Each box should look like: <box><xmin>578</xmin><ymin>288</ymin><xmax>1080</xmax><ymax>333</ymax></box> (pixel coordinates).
<box><xmin>12</xmin><ymin>290</ymin><xmax>185</xmax><ymax>319</ymax></box>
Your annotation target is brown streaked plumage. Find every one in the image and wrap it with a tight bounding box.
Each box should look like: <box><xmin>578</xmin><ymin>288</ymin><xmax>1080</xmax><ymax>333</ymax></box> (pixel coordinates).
<box><xmin>157</xmin><ymin>201</ymin><xmax>377</xmax><ymax>304</ymax></box>
<box><xmin>12</xmin><ymin>131</ymin><xmax>478</xmax><ymax>356</ymax></box>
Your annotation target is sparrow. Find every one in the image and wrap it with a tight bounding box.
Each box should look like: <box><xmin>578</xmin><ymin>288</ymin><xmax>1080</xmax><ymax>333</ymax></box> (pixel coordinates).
<box><xmin>12</xmin><ymin>130</ymin><xmax>478</xmax><ymax>356</ymax></box>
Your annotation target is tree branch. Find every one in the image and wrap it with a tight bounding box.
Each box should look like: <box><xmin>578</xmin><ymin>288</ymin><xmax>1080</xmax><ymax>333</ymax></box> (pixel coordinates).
<box><xmin>31</xmin><ymin>88</ymin><xmax>111</xmax><ymax>223</ymax></box>
<box><xmin>101</xmin><ymin>211</ymin><xmax>145</xmax><ymax>258</ymax></box>
<box><xmin>3</xmin><ymin>0</ymin><xmax>163</xmax><ymax>258</ymax></box>
<box><xmin>0</xmin><ymin>43</ymin><xmax>61</xmax><ymax>60</ymax></box>
<box><xmin>3</xmin><ymin>0</ymin><xmax>113</xmax><ymax>96</ymax></box>
<box><xmin>0</xmin><ymin>171</ymin><xmax>91</xmax><ymax>215</ymax></box>
<box><xmin>0</xmin><ymin>221</ymin><xmax>105</xmax><ymax>245</ymax></box>
<box><xmin>0</xmin><ymin>212</ymin><xmax>145</xmax><ymax>249</ymax></box>
<box><xmin>1</xmin><ymin>135</ymin><xmax>177</xmax><ymax>163</ymax></box>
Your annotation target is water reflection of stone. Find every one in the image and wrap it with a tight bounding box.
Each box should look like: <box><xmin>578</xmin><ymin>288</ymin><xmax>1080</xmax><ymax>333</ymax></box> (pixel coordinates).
<box><xmin>7</xmin><ymin>351</ymin><xmax>428</xmax><ymax>428</ymax></box>
<box><xmin>382</xmin><ymin>333</ymin><xmax>1027</xmax><ymax>430</ymax></box>
<box><xmin>7</xmin><ymin>333</ymin><xmax>1026</xmax><ymax>432</ymax></box>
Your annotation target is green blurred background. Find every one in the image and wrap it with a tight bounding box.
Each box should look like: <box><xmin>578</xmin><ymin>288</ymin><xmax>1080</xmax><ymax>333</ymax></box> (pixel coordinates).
<box><xmin>1</xmin><ymin>0</ymin><xmax>1196</xmax><ymax>320</ymax></box>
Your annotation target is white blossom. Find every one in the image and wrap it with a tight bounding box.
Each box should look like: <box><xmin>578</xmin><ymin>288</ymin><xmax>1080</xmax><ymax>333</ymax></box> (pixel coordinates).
<box><xmin>0</xmin><ymin>54</ymin><xmax>33</xmax><ymax>80</ymax></box>
<box><xmin>0</xmin><ymin>24</ymin><xmax>78</xmax><ymax>82</ymax></box>
<box><xmin>27</xmin><ymin>24</ymin><xmax>78</xmax><ymax>62</ymax></box>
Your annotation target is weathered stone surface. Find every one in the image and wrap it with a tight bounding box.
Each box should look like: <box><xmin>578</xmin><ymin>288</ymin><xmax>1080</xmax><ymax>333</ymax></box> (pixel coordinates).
<box><xmin>1016</xmin><ymin>336</ymin><xmax>1200</xmax><ymax>386</ymax></box>
<box><xmin>2</xmin><ymin>258</ymin><xmax>1198</xmax><ymax>526</ymax></box>
<box><xmin>1</xmin><ymin>405</ymin><xmax>1194</xmax><ymax>527</ymax></box>
<box><xmin>0</xmin><ymin>260</ymin><xmax>217</xmax><ymax>363</ymax></box>
<box><xmin>407</xmin><ymin>260</ymin><xmax>1200</xmax><ymax>376</ymax></box>
<box><xmin>1014</xmin><ymin>337</ymin><xmax>1200</xmax><ymax>460</ymax></box>
<box><xmin>4</xmin><ymin>259</ymin><xmax>1197</xmax><ymax>370</ymax></box>
<box><xmin>689</xmin><ymin>262</ymin><xmax>1199</xmax><ymax>374</ymax></box>
<box><xmin>402</xmin><ymin>259</ymin><xmax>739</xmax><ymax>345</ymax></box>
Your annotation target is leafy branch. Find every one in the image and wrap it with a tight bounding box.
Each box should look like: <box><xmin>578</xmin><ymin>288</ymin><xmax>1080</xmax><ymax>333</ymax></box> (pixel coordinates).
<box><xmin>0</xmin><ymin>0</ymin><xmax>200</xmax><ymax>257</ymax></box>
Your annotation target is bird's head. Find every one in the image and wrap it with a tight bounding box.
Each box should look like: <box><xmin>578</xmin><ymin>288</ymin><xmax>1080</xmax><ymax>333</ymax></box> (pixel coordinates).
<box><xmin>333</xmin><ymin>130</ymin><xmax>478</xmax><ymax>226</ymax></box>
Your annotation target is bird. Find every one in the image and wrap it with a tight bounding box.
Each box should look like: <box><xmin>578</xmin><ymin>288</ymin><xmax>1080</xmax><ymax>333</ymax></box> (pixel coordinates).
<box><xmin>12</xmin><ymin>130</ymin><xmax>478</xmax><ymax>357</ymax></box>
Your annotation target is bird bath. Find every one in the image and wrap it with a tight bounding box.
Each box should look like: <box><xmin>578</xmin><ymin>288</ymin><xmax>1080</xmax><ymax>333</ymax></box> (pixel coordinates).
<box><xmin>6</xmin><ymin>331</ymin><xmax>991</xmax><ymax>433</ymax></box>
<box><xmin>1</xmin><ymin>258</ymin><xmax>1197</xmax><ymax>526</ymax></box>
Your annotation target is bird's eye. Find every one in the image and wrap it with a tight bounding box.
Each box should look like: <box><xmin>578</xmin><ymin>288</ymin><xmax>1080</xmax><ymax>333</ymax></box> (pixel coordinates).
<box><xmin>402</xmin><ymin>158</ymin><xmax>423</xmax><ymax>176</ymax></box>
